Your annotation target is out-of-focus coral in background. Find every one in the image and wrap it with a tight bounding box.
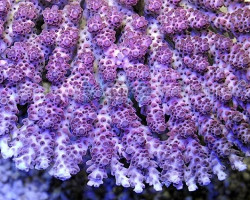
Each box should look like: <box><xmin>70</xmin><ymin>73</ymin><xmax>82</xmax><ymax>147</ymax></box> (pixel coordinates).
<box><xmin>0</xmin><ymin>0</ymin><xmax>249</xmax><ymax>197</ymax></box>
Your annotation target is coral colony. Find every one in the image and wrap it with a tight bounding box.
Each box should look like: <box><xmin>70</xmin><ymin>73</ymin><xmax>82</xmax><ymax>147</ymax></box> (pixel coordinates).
<box><xmin>0</xmin><ymin>0</ymin><xmax>249</xmax><ymax>194</ymax></box>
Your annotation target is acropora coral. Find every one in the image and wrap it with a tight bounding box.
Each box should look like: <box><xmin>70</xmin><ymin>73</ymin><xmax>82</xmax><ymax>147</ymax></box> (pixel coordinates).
<box><xmin>0</xmin><ymin>0</ymin><xmax>249</xmax><ymax>193</ymax></box>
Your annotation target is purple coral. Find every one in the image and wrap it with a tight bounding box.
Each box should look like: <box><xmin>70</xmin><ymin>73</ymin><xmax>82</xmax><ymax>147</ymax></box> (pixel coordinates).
<box><xmin>42</xmin><ymin>5</ymin><xmax>63</xmax><ymax>26</ymax></box>
<box><xmin>0</xmin><ymin>0</ymin><xmax>249</xmax><ymax>194</ymax></box>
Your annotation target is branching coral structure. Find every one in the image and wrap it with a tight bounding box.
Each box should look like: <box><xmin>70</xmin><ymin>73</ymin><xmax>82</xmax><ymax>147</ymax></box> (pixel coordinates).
<box><xmin>0</xmin><ymin>0</ymin><xmax>249</xmax><ymax>193</ymax></box>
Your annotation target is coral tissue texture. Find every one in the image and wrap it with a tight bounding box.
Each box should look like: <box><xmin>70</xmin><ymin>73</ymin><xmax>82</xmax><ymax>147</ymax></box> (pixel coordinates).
<box><xmin>0</xmin><ymin>0</ymin><xmax>249</xmax><ymax>193</ymax></box>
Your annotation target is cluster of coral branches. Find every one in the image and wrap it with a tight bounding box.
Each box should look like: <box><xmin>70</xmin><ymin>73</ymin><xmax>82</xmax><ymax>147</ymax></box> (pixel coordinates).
<box><xmin>0</xmin><ymin>0</ymin><xmax>249</xmax><ymax>193</ymax></box>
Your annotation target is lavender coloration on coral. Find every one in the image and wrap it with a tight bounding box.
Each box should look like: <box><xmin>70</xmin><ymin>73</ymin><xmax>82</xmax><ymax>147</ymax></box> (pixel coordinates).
<box><xmin>0</xmin><ymin>157</ymin><xmax>50</xmax><ymax>200</ymax></box>
<box><xmin>0</xmin><ymin>0</ymin><xmax>249</xmax><ymax>194</ymax></box>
